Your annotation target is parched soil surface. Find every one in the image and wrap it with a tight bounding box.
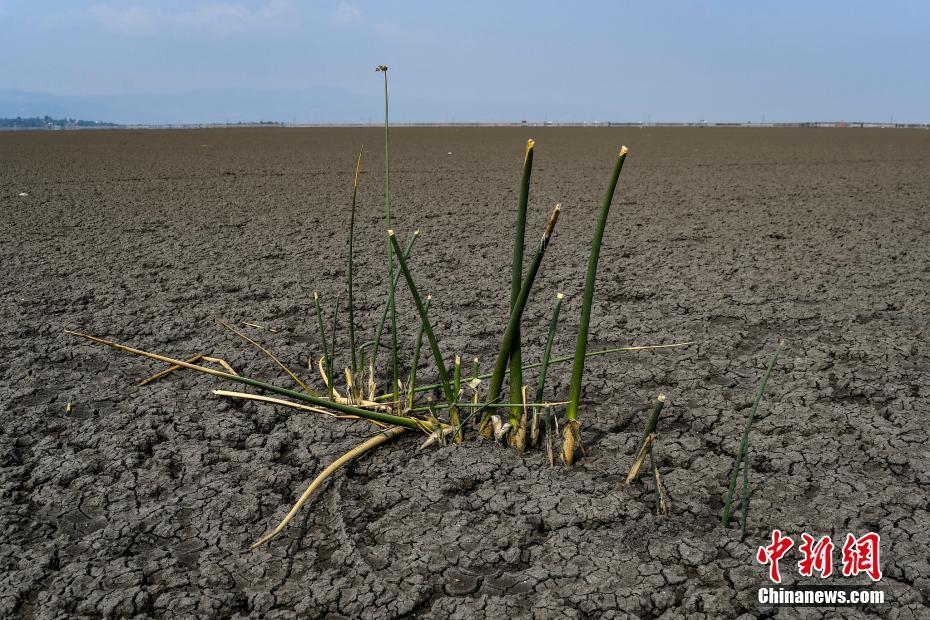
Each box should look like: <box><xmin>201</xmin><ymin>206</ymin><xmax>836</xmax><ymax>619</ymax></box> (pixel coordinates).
<box><xmin>1</xmin><ymin>126</ymin><xmax>929</xmax><ymax>618</ymax></box>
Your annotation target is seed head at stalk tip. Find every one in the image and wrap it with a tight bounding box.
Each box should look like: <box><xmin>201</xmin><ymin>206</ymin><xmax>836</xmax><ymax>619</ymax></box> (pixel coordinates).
<box><xmin>620</xmin><ymin>145</ymin><xmax>629</xmax><ymax>156</ymax></box>
<box><xmin>657</xmin><ymin>393</ymin><xmax>666</xmax><ymax>403</ymax></box>
<box><xmin>556</xmin><ymin>292</ymin><xmax>565</xmax><ymax>300</ymax></box>
<box><xmin>376</xmin><ymin>65</ymin><xmax>388</xmax><ymax>72</ymax></box>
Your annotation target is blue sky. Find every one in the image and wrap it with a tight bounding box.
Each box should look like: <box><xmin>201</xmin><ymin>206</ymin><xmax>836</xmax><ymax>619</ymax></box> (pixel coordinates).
<box><xmin>1</xmin><ymin>1</ymin><xmax>928</xmax><ymax>123</ymax></box>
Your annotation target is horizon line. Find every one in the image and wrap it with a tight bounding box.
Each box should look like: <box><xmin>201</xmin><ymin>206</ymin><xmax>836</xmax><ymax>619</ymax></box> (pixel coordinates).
<box><xmin>3</xmin><ymin>120</ymin><xmax>930</xmax><ymax>131</ymax></box>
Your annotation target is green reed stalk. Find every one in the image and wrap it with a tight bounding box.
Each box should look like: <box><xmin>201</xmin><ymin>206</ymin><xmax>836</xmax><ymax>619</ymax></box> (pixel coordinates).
<box><xmin>371</xmin><ymin>231</ymin><xmax>418</xmax><ymax>366</ymax></box>
<box><xmin>359</xmin><ymin>344</ymin><xmax>367</xmax><ymax>385</ymax></box>
<box><xmin>721</xmin><ymin>339</ymin><xmax>785</xmax><ymax>526</ymax></box>
<box><xmin>67</xmin><ymin>331</ymin><xmax>434</xmax><ymax>431</ymax></box>
<box><xmin>481</xmin><ymin>204</ymin><xmax>561</xmax><ymax>429</ymax></box>
<box><xmin>376</xmin><ymin>64</ymin><xmax>399</xmax><ymax>412</ymax></box>
<box><xmin>388</xmin><ymin>230</ymin><xmax>455</xmax><ymax>407</ymax></box>
<box><xmin>565</xmin><ymin>146</ymin><xmax>628</xmax><ymax>424</ymax></box>
<box><xmin>509</xmin><ymin>139</ymin><xmax>535</xmax><ymax>427</ymax></box>
<box><xmin>328</xmin><ymin>295</ymin><xmax>341</xmax><ymax>400</ymax></box>
<box><xmin>408</xmin><ymin>295</ymin><xmax>432</xmax><ymax>410</ymax></box>
<box><xmin>534</xmin><ymin>292</ymin><xmax>563</xmax><ymax>413</ymax></box>
<box><xmin>451</xmin><ymin>355</ymin><xmax>462</xmax><ymax>442</ymax></box>
<box><xmin>347</xmin><ymin>148</ymin><xmax>363</xmax><ymax>377</ymax></box>
<box><xmin>740</xmin><ymin>447</ymin><xmax>750</xmax><ymax>539</ymax></box>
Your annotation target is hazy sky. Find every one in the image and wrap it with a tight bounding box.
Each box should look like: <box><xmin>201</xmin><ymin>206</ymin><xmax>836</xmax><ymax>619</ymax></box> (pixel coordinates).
<box><xmin>2</xmin><ymin>1</ymin><xmax>929</xmax><ymax>122</ymax></box>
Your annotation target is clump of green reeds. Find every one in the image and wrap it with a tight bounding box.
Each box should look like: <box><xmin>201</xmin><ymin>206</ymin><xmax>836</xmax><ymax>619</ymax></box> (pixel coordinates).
<box><xmin>721</xmin><ymin>339</ymin><xmax>785</xmax><ymax>537</ymax></box>
<box><xmin>67</xmin><ymin>66</ymin><xmax>700</xmax><ymax>547</ymax></box>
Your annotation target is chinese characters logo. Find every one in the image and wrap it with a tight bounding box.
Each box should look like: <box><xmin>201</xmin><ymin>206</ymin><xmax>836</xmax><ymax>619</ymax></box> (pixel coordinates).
<box><xmin>757</xmin><ymin>530</ymin><xmax>881</xmax><ymax>583</ymax></box>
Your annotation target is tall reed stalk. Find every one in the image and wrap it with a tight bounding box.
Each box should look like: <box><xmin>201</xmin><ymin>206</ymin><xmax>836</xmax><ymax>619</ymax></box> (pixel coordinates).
<box><xmin>376</xmin><ymin>64</ymin><xmax>399</xmax><ymax>412</ymax></box>
<box><xmin>346</xmin><ymin>148</ymin><xmax>363</xmax><ymax>376</ymax></box>
<box><xmin>509</xmin><ymin>139</ymin><xmax>535</xmax><ymax>427</ymax></box>
<box><xmin>563</xmin><ymin>146</ymin><xmax>628</xmax><ymax>464</ymax></box>
<box><xmin>328</xmin><ymin>295</ymin><xmax>341</xmax><ymax>400</ymax></box>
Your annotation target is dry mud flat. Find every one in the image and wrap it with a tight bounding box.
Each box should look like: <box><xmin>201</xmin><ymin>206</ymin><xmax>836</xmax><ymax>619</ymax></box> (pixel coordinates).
<box><xmin>1</xmin><ymin>127</ymin><xmax>929</xmax><ymax>618</ymax></box>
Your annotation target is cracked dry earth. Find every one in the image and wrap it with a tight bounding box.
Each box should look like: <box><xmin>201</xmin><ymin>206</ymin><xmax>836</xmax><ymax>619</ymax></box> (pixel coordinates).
<box><xmin>1</xmin><ymin>127</ymin><xmax>929</xmax><ymax>619</ymax></box>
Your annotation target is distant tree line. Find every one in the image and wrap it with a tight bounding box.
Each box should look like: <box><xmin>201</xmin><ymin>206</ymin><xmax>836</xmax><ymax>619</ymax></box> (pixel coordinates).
<box><xmin>0</xmin><ymin>116</ymin><xmax>121</xmax><ymax>129</ymax></box>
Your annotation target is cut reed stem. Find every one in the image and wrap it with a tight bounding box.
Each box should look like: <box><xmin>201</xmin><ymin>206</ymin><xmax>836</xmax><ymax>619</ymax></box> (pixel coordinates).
<box><xmin>721</xmin><ymin>339</ymin><xmax>785</xmax><ymax>526</ymax></box>
<box><xmin>626</xmin><ymin>432</ymin><xmax>656</xmax><ymax>483</ymax></box>
<box><xmin>637</xmin><ymin>393</ymin><xmax>666</xmax><ymax>454</ymax></box>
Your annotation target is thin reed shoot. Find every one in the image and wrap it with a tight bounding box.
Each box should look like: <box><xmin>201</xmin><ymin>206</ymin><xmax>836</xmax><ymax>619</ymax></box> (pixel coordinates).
<box><xmin>721</xmin><ymin>339</ymin><xmax>785</xmax><ymax>527</ymax></box>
